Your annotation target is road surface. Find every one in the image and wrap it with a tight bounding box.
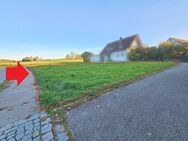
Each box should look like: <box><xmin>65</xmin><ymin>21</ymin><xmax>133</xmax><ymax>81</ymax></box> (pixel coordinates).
<box><xmin>0</xmin><ymin>67</ymin><xmax>5</xmax><ymax>83</ymax></box>
<box><xmin>68</xmin><ymin>63</ymin><xmax>188</xmax><ymax>141</ymax></box>
<box><xmin>0</xmin><ymin>67</ymin><xmax>68</xmax><ymax>141</ymax></box>
<box><xmin>0</xmin><ymin>67</ymin><xmax>39</xmax><ymax>127</ymax></box>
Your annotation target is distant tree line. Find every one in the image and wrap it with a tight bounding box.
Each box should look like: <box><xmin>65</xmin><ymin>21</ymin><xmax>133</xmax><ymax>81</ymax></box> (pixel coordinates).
<box><xmin>65</xmin><ymin>52</ymin><xmax>82</xmax><ymax>59</ymax></box>
<box><xmin>0</xmin><ymin>59</ymin><xmax>16</xmax><ymax>63</ymax></box>
<box><xmin>21</xmin><ymin>51</ymin><xmax>93</xmax><ymax>63</ymax></box>
<box><xmin>22</xmin><ymin>56</ymin><xmax>42</xmax><ymax>62</ymax></box>
<box><xmin>128</xmin><ymin>42</ymin><xmax>188</xmax><ymax>62</ymax></box>
<box><xmin>65</xmin><ymin>51</ymin><xmax>93</xmax><ymax>63</ymax></box>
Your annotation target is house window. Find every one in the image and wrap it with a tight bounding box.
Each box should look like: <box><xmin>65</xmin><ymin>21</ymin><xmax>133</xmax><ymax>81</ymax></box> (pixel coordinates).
<box><xmin>117</xmin><ymin>53</ymin><xmax>119</xmax><ymax>57</ymax></box>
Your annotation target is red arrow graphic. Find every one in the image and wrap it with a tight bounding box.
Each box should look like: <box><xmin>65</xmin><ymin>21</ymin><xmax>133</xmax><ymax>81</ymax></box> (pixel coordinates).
<box><xmin>6</xmin><ymin>62</ymin><xmax>29</xmax><ymax>86</ymax></box>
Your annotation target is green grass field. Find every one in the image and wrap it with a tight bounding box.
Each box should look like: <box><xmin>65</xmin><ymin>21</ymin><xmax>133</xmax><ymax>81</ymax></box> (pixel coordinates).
<box><xmin>30</xmin><ymin>62</ymin><xmax>176</xmax><ymax>106</ymax></box>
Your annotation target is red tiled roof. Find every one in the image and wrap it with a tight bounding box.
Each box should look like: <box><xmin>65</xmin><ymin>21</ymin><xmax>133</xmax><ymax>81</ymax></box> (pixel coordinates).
<box><xmin>168</xmin><ymin>37</ymin><xmax>188</xmax><ymax>44</ymax></box>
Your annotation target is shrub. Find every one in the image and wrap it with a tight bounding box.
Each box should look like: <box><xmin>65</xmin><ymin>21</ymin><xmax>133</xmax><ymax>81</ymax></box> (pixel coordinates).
<box><xmin>128</xmin><ymin>49</ymin><xmax>139</xmax><ymax>61</ymax></box>
<box><xmin>159</xmin><ymin>41</ymin><xmax>174</xmax><ymax>48</ymax></box>
<box><xmin>33</xmin><ymin>56</ymin><xmax>41</xmax><ymax>61</ymax></box>
<box><xmin>22</xmin><ymin>57</ymin><xmax>33</xmax><ymax>62</ymax></box>
<box><xmin>128</xmin><ymin>45</ymin><xmax>188</xmax><ymax>62</ymax></box>
<box><xmin>22</xmin><ymin>56</ymin><xmax>41</xmax><ymax>62</ymax></box>
<box><xmin>81</xmin><ymin>52</ymin><xmax>93</xmax><ymax>63</ymax></box>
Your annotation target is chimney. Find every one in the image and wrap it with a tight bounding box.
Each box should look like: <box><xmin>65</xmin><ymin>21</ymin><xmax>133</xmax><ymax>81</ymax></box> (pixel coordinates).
<box><xmin>120</xmin><ymin>37</ymin><xmax>122</xmax><ymax>40</ymax></box>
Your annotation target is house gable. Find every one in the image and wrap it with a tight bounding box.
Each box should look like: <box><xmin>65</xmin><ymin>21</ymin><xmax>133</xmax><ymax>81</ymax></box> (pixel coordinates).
<box><xmin>127</xmin><ymin>39</ymin><xmax>140</xmax><ymax>52</ymax></box>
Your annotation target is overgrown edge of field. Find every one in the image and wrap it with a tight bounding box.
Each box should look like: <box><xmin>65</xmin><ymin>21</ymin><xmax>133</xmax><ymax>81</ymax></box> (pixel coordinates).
<box><xmin>31</xmin><ymin>62</ymin><xmax>179</xmax><ymax>141</ymax></box>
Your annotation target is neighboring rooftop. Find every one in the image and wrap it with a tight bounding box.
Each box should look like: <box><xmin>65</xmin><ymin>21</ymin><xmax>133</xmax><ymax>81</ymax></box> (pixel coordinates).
<box><xmin>100</xmin><ymin>34</ymin><xmax>142</xmax><ymax>55</ymax></box>
<box><xmin>168</xmin><ymin>37</ymin><xmax>188</xmax><ymax>44</ymax></box>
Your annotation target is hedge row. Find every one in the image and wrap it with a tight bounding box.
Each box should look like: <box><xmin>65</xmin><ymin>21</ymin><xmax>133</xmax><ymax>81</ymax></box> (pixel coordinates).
<box><xmin>128</xmin><ymin>45</ymin><xmax>188</xmax><ymax>62</ymax></box>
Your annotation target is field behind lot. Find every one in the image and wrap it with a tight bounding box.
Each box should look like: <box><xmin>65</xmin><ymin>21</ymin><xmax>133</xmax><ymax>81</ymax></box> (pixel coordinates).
<box><xmin>30</xmin><ymin>62</ymin><xmax>176</xmax><ymax>107</ymax></box>
<box><xmin>0</xmin><ymin>58</ymin><xmax>83</xmax><ymax>67</ymax></box>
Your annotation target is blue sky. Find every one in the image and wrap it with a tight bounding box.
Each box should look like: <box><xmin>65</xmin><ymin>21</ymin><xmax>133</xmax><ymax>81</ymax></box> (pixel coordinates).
<box><xmin>0</xmin><ymin>0</ymin><xmax>188</xmax><ymax>60</ymax></box>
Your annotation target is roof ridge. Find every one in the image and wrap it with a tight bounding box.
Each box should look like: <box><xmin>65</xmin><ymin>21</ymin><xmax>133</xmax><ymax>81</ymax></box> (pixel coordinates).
<box><xmin>106</xmin><ymin>34</ymin><xmax>139</xmax><ymax>46</ymax></box>
<box><xmin>100</xmin><ymin>34</ymin><xmax>140</xmax><ymax>55</ymax></box>
<box><xmin>169</xmin><ymin>37</ymin><xmax>188</xmax><ymax>41</ymax></box>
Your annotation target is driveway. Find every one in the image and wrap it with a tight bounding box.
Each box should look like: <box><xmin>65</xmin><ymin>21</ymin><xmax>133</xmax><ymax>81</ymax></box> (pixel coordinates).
<box><xmin>0</xmin><ymin>67</ymin><xmax>39</xmax><ymax>127</ymax></box>
<box><xmin>68</xmin><ymin>63</ymin><xmax>188</xmax><ymax>141</ymax></box>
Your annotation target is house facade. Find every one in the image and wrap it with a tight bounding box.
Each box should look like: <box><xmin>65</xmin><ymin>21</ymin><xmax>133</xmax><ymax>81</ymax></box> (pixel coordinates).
<box><xmin>90</xmin><ymin>34</ymin><xmax>142</xmax><ymax>62</ymax></box>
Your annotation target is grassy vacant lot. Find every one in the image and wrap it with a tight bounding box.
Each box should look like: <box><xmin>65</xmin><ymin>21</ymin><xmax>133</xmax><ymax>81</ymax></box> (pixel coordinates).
<box><xmin>30</xmin><ymin>62</ymin><xmax>176</xmax><ymax>107</ymax></box>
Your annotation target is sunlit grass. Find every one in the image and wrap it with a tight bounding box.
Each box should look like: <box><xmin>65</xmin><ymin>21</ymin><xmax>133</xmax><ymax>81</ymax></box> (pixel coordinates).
<box><xmin>30</xmin><ymin>62</ymin><xmax>176</xmax><ymax>106</ymax></box>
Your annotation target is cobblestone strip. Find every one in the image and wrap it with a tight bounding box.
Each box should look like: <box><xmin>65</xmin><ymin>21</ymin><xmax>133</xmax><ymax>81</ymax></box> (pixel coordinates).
<box><xmin>0</xmin><ymin>112</ymin><xmax>68</xmax><ymax>141</ymax></box>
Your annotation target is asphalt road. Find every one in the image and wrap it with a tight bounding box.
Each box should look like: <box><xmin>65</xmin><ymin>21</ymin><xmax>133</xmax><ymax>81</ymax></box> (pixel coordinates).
<box><xmin>67</xmin><ymin>63</ymin><xmax>188</xmax><ymax>141</ymax></box>
<box><xmin>0</xmin><ymin>67</ymin><xmax>39</xmax><ymax>127</ymax></box>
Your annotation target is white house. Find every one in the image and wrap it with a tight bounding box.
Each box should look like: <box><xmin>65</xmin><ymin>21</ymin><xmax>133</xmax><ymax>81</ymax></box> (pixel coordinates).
<box><xmin>90</xmin><ymin>55</ymin><xmax>101</xmax><ymax>62</ymax></box>
<box><xmin>90</xmin><ymin>34</ymin><xmax>142</xmax><ymax>62</ymax></box>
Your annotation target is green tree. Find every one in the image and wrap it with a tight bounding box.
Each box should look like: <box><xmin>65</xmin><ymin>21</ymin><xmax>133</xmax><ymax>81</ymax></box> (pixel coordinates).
<box><xmin>81</xmin><ymin>52</ymin><xmax>93</xmax><ymax>63</ymax></box>
<box><xmin>159</xmin><ymin>41</ymin><xmax>174</xmax><ymax>48</ymax></box>
<box><xmin>33</xmin><ymin>56</ymin><xmax>40</xmax><ymax>61</ymax></box>
<box><xmin>22</xmin><ymin>56</ymin><xmax>33</xmax><ymax>62</ymax></box>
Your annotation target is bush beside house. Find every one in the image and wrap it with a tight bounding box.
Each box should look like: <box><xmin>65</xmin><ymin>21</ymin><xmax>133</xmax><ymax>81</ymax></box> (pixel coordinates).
<box><xmin>81</xmin><ymin>52</ymin><xmax>93</xmax><ymax>63</ymax></box>
<box><xmin>128</xmin><ymin>42</ymin><xmax>188</xmax><ymax>62</ymax></box>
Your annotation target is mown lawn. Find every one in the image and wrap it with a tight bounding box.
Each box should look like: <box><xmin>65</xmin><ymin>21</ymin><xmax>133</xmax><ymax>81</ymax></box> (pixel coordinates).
<box><xmin>30</xmin><ymin>62</ymin><xmax>176</xmax><ymax>106</ymax></box>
